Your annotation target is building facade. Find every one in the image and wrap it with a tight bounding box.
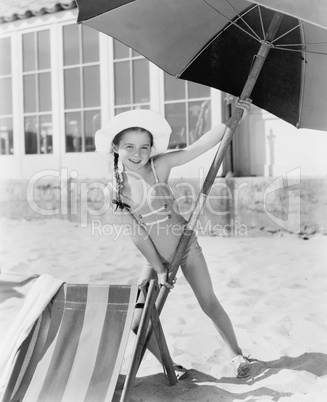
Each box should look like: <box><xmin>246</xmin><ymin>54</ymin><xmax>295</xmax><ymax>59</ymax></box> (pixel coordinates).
<box><xmin>1</xmin><ymin>1</ymin><xmax>327</xmax><ymax>181</ymax></box>
<box><xmin>0</xmin><ymin>1</ymin><xmax>326</xmax><ymax>233</ymax></box>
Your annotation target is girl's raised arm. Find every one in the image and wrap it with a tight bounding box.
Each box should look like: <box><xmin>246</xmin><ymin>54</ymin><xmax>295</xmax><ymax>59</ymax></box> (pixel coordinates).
<box><xmin>157</xmin><ymin>99</ymin><xmax>251</xmax><ymax>169</ymax></box>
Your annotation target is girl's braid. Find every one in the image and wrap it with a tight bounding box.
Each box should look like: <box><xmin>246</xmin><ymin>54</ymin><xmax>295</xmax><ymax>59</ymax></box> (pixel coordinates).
<box><xmin>112</xmin><ymin>152</ymin><xmax>130</xmax><ymax>210</ymax></box>
<box><xmin>112</xmin><ymin>127</ymin><xmax>152</xmax><ymax>211</ymax></box>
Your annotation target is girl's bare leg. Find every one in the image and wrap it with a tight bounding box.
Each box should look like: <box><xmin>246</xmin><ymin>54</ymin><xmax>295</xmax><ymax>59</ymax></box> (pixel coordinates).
<box><xmin>181</xmin><ymin>251</ymin><xmax>243</xmax><ymax>357</ymax></box>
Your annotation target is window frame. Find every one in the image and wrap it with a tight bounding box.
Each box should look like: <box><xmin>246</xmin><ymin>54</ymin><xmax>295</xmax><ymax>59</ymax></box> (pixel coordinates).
<box><xmin>0</xmin><ymin>34</ymin><xmax>14</xmax><ymax>156</ymax></box>
<box><xmin>60</xmin><ymin>21</ymin><xmax>102</xmax><ymax>154</ymax></box>
<box><xmin>112</xmin><ymin>40</ymin><xmax>151</xmax><ymax>114</ymax></box>
<box><xmin>21</xmin><ymin>27</ymin><xmax>54</xmax><ymax>155</ymax></box>
<box><xmin>162</xmin><ymin>73</ymin><xmax>212</xmax><ymax>149</ymax></box>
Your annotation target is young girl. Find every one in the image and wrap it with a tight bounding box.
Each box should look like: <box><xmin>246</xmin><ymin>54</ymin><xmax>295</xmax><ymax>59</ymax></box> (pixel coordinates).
<box><xmin>95</xmin><ymin>100</ymin><xmax>252</xmax><ymax>379</ymax></box>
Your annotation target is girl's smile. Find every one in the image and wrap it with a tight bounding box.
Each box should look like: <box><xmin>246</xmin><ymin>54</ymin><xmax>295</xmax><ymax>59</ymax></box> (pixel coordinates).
<box><xmin>115</xmin><ymin>130</ymin><xmax>152</xmax><ymax>171</ymax></box>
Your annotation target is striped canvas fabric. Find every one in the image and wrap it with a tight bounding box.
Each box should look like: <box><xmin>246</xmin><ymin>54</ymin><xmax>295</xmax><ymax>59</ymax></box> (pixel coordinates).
<box><xmin>4</xmin><ymin>283</ymin><xmax>139</xmax><ymax>402</ymax></box>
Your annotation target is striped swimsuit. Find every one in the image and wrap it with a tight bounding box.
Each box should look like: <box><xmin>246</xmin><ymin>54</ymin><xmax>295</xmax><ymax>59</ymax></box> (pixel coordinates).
<box><xmin>114</xmin><ymin>158</ymin><xmax>202</xmax><ymax>266</ymax></box>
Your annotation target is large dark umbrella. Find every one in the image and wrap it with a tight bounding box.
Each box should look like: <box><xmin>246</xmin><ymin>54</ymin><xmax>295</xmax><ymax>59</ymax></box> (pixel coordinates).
<box><xmin>77</xmin><ymin>0</ymin><xmax>327</xmax><ymax>130</ymax></box>
<box><xmin>76</xmin><ymin>1</ymin><xmax>327</xmax><ymax>396</ymax></box>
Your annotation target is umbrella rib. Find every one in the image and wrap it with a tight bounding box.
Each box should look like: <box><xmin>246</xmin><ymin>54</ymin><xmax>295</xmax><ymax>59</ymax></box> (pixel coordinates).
<box><xmin>271</xmin><ymin>21</ymin><xmax>304</xmax><ymax>44</ymax></box>
<box><xmin>223</xmin><ymin>0</ymin><xmax>261</xmax><ymax>41</ymax></box>
<box><xmin>297</xmin><ymin>23</ymin><xmax>306</xmax><ymax>129</ymax></box>
<box><xmin>222</xmin><ymin>21</ymin><xmax>260</xmax><ymax>42</ymax></box>
<box><xmin>274</xmin><ymin>46</ymin><xmax>327</xmax><ymax>56</ymax></box>
<box><xmin>203</xmin><ymin>1</ymin><xmax>261</xmax><ymax>42</ymax></box>
<box><xmin>275</xmin><ymin>42</ymin><xmax>327</xmax><ymax>47</ymax></box>
<box><xmin>179</xmin><ymin>14</ymin><xmax>260</xmax><ymax>78</ymax></box>
<box><xmin>257</xmin><ymin>6</ymin><xmax>266</xmax><ymax>41</ymax></box>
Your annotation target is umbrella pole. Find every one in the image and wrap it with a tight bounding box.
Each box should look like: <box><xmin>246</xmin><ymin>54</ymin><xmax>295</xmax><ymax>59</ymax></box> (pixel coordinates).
<box><xmin>140</xmin><ymin>11</ymin><xmax>283</xmax><ymax>368</ymax></box>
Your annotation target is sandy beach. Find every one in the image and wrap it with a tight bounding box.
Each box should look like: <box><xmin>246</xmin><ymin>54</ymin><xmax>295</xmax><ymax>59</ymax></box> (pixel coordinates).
<box><xmin>0</xmin><ymin>217</ymin><xmax>327</xmax><ymax>401</ymax></box>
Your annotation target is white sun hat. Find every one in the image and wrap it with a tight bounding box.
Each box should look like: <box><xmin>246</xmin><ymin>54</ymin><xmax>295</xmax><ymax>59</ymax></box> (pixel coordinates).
<box><xmin>95</xmin><ymin>109</ymin><xmax>172</xmax><ymax>161</ymax></box>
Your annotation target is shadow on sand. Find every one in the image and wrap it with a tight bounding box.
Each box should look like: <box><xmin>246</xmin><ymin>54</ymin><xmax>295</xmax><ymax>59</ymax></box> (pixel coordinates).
<box><xmin>216</xmin><ymin>352</ymin><xmax>327</xmax><ymax>385</ymax></box>
<box><xmin>0</xmin><ymin>274</ymin><xmax>38</xmax><ymax>303</ymax></box>
<box><xmin>114</xmin><ymin>352</ymin><xmax>327</xmax><ymax>402</ymax></box>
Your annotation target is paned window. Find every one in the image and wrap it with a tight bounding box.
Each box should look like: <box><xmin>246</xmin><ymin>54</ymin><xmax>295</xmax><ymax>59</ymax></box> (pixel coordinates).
<box><xmin>22</xmin><ymin>30</ymin><xmax>53</xmax><ymax>154</ymax></box>
<box><xmin>164</xmin><ymin>73</ymin><xmax>211</xmax><ymax>149</ymax></box>
<box><xmin>113</xmin><ymin>40</ymin><xmax>150</xmax><ymax>114</ymax></box>
<box><xmin>0</xmin><ymin>37</ymin><xmax>14</xmax><ymax>155</ymax></box>
<box><xmin>63</xmin><ymin>24</ymin><xmax>101</xmax><ymax>152</ymax></box>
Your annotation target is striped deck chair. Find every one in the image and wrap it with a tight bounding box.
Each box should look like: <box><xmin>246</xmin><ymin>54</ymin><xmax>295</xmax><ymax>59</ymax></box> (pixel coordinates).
<box><xmin>2</xmin><ymin>279</ymin><xmax>177</xmax><ymax>402</ymax></box>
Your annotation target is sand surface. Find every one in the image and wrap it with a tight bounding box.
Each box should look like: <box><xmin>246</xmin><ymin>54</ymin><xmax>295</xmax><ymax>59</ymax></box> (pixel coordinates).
<box><xmin>0</xmin><ymin>218</ymin><xmax>327</xmax><ymax>401</ymax></box>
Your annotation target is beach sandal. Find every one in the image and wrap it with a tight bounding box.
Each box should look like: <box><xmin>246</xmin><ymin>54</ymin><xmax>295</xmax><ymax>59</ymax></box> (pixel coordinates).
<box><xmin>231</xmin><ymin>355</ymin><xmax>251</xmax><ymax>378</ymax></box>
<box><xmin>173</xmin><ymin>363</ymin><xmax>188</xmax><ymax>380</ymax></box>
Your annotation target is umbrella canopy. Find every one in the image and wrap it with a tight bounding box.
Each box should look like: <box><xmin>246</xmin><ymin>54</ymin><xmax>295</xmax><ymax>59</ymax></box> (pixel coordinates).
<box><xmin>77</xmin><ymin>0</ymin><xmax>327</xmax><ymax>131</ymax></box>
<box><xmin>245</xmin><ymin>0</ymin><xmax>327</xmax><ymax>29</ymax></box>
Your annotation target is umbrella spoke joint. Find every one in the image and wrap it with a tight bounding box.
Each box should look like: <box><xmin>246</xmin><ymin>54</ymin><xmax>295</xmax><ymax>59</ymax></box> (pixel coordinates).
<box><xmin>259</xmin><ymin>39</ymin><xmax>275</xmax><ymax>50</ymax></box>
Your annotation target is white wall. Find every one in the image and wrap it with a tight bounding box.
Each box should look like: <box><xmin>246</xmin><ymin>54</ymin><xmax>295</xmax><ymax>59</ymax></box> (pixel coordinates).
<box><xmin>235</xmin><ymin>106</ymin><xmax>327</xmax><ymax>178</ymax></box>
